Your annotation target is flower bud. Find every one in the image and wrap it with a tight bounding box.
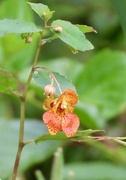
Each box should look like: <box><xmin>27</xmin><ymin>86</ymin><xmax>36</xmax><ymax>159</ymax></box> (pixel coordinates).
<box><xmin>25</xmin><ymin>36</ymin><xmax>33</xmax><ymax>43</ymax></box>
<box><xmin>53</xmin><ymin>26</ymin><xmax>63</xmax><ymax>32</ymax></box>
<box><xmin>44</xmin><ymin>84</ymin><xmax>56</xmax><ymax>97</ymax></box>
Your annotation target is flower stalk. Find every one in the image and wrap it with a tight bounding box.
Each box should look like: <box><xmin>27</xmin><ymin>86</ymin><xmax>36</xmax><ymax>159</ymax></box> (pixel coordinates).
<box><xmin>12</xmin><ymin>32</ymin><xmax>43</xmax><ymax>180</ymax></box>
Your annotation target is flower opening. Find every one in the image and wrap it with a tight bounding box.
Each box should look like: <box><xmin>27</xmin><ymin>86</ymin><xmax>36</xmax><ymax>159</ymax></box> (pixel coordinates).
<box><xmin>42</xmin><ymin>89</ymin><xmax>80</xmax><ymax>137</ymax></box>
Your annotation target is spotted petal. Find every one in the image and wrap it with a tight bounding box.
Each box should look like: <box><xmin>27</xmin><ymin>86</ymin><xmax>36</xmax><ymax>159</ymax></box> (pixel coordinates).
<box><xmin>59</xmin><ymin>89</ymin><xmax>78</xmax><ymax>105</ymax></box>
<box><xmin>43</xmin><ymin>111</ymin><xmax>61</xmax><ymax>135</ymax></box>
<box><xmin>62</xmin><ymin>113</ymin><xmax>80</xmax><ymax>137</ymax></box>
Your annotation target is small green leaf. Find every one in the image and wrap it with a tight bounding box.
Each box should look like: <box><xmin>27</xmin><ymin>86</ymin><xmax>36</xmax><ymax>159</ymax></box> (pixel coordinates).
<box><xmin>41</xmin><ymin>34</ymin><xmax>58</xmax><ymax>45</ymax></box>
<box><xmin>0</xmin><ymin>19</ymin><xmax>41</xmax><ymax>37</ymax></box>
<box><xmin>45</xmin><ymin>11</ymin><xmax>55</xmax><ymax>21</ymax></box>
<box><xmin>68</xmin><ymin>45</ymin><xmax>78</xmax><ymax>54</ymax></box>
<box><xmin>28</xmin><ymin>2</ymin><xmax>54</xmax><ymax>21</ymax></box>
<box><xmin>0</xmin><ymin>68</ymin><xmax>17</xmax><ymax>94</ymax></box>
<box><xmin>35</xmin><ymin>129</ymin><xmax>104</xmax><ymax>143</ymax></box>
<box><xmin>33</xmin><ymin>70</ymin><xmax>76</xmax><ymax>96</ymax></box>
<box><xmin>76</xmin><ymin>25</ymin><xmax>97</xmax><ymax>33</ymax></box>
<box><xmin>51</xmin><ymin>20</ymin><xmax>94</xmax><ymax>52</ymax></box>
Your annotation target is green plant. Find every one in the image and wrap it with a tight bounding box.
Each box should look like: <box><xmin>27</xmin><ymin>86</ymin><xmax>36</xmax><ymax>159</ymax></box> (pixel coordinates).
<box><xmin>1</xmin><ymin>1</ymin><xmax>126</xmax><ymax>180</ymax></box>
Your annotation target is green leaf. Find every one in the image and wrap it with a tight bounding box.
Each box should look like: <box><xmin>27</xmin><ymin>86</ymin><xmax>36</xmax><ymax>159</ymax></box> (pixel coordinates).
<box><xmin>35</xmin><ymin>129</ymin><xmax>104</xmax><ymax>143</ymax></box>
<box><xmin>75</xmin><ymin>49</ymin><xmax>126</xmax><ymax>119</ymax></box>
<box><xmin>41</xmin><ymin>34</ymin><xmax>58</xmax><ymax>45</ymax></box>
<box><xmin>76</xmin><ymin>24</ymin><xmax>97</xmax><ymax>33</ymax></box>
<box><xmin>0</xmin><ymin>119</ymin><xmax>61</xmax><ymax>179</ymax></box>
<box><xmin>67</xmin><ymin>45</ymin><xmax>78</xmax><ymax>54</ymax></box>
<box><xmin>0</xmin><ymin>68</ymin><xmax>17</xmax><ymax>94</ymax></box>
<box><xmin>64</xmin><ymin>162</ymin><xmax>126</xmax><ymax>180</ymax></box>
<box><xmin>28</xmin><ymin>2</ymin><xmax>54</xmax><ymax>21</ymax></box>
<box><xmin>33</xmin><ymin>70</ymin><xmax>76</xmax><ymax>96</ymax></box>
<box><xmin>0</xmin><ymin>19</ymin><xmax>41</xmax><ymax>37</ymax></box>
<box><xmin>51</xmin><ymin>20</ymin><xmax>94</xmax><ymax>52</ymax></box>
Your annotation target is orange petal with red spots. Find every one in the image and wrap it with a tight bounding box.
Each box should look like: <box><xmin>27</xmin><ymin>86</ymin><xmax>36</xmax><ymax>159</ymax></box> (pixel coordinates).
<box><xmin>60</xmin><ymin>89</ymin><xmax>78</xmax><ymax>105</ymax></box>
<box><xmin>62</xmin><ymin>113</ymin><xmax>80</xmax><ymax>137</ymax></box>
<box><xmin>43</xmin><ymin>111</ymin><xmax>61</xmax><ymax>135</ymax></box>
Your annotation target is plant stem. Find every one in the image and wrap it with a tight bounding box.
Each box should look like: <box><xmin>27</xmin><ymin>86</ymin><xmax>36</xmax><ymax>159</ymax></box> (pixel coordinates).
<box><xmin>23</xmin><ymin>32</ymin><xmax>43</xmax><ymax>98</ymax></box>
<box><xmin>34</xmin><ymin>66</ymin><xmax>62</xmax><ymax>94</ymax></box>
<box><xmin>12</xmin><ymin>32</ymin><xmax>43</xmax><ymax>180</ymax></box>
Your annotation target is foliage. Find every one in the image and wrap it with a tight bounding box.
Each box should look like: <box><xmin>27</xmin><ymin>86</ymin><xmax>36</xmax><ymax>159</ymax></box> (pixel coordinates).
<box><xmin>0</xmin><ymin>0</ymin><xmax>126</xmax><ymax>180</ymax></box>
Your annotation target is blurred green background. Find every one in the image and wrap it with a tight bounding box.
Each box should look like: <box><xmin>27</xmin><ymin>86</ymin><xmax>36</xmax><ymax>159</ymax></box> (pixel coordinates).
<box><xmin>0</xmin><ymin>0</ymin><xmax>126</xmax><ymax>179</ymax></box>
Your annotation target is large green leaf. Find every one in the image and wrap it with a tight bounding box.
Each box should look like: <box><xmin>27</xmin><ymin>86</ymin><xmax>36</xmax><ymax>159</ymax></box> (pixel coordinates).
<box><xmin>51</xmin><ymin>20</ymin><xmax>94</xmax><ymax>52</ymax></box>
<box><xmin>0</xmin><ymin>119</ymin><xmax>61</xmax><ymax>179</ymax></box>
<box><xmin>0</xmin><ymin>68</ymin><xmax>17</xmax><ymax>94</ymax></box>
<box><xmin>33</xmin><ymin>70</ymin><xmax>76</xmax><ymax>96</ymax></box>
<box><xmin>75</xmin><ymin>49</ymin><xmax>126</xmax><ymax>119</ymax></box>
<box><xmin>0</xmin><ymin>19</ymin><xmax>41</xmax><ymax>37</ymax></box>
<box><xmin>28</xmin><ymin>2</ymin><xmax>54</xmax><ymax>21</ymax></box>
<box><xmin>64</xmin><ymin>162</ymin><xmax>126</xmax><ymax>180</ymax></box>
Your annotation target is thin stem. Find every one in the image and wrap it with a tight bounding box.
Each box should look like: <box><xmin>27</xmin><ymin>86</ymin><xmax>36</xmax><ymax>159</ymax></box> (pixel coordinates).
<box><xmin>112</xmin><ymin>138</ymin><xmax>126</xmax><ymax>146</ymax></box>
<box><xmin>12</xmin><ymin>98</ymin><xmax>25</xmax><ymax>180</ymax></box>
<box><xmin>12</xmin><ymin>32</ymin><xmax>43</xmax><ymax>180</ymax></box>
<box><xmin>71</xmin><ymin>135</ymin><xmax>126</xmax><ymax>147</ymax></box>
<box><xmin>34</xmin><ymin>66</ymin><xmax>62</xmax><ymax>94</ymax></box>
<box><xmin>10</xmin><ymin>89</ymin><xmax>22</xmax><ymax>97</ymax></box>
<box><xmin>24</xmin><ymin>139</ymin><xmax>35</xmax><ymax>145</ymax></box>
<box><xmin>51</xmin><ymin>73</ymin><xmax>62</xmax><ymax>94</ymax></box>
<box><xmin>23</xmin><ymin>32</ymin><xmax>43</xmax><ymax>98</ymax></box>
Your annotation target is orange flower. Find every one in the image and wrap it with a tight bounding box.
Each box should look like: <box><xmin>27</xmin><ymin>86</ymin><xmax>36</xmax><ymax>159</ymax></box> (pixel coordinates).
<box><xmin>42</xmin><ymin>89</ymin><xmax>80</xmax><ymax>137</ymax></box>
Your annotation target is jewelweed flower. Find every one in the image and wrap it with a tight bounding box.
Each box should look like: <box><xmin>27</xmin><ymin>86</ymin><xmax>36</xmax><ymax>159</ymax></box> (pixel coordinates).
<box><xmin>42</xmin><ymin>89</ymin><xmax>80</xmax><ymax>137</ymax></box>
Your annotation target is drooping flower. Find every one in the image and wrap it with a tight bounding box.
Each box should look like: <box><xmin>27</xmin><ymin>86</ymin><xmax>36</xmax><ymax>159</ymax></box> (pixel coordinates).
<box><xmin>42</xmin><ymin>89</ymin><xmax>80</xmax><ymax>137</ymax></box>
